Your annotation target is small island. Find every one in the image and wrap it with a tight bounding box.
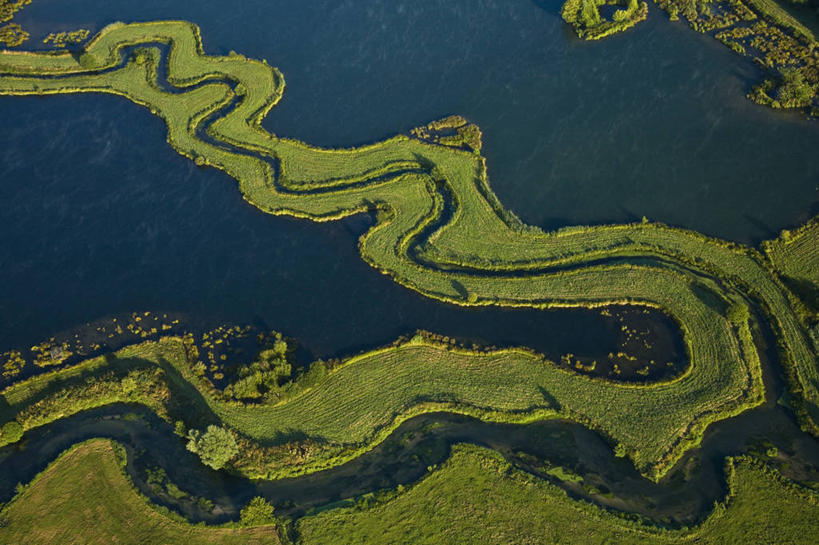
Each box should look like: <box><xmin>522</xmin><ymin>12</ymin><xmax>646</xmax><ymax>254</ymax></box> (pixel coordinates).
<box><xmin>561</xmin><ymin>0</ymin><xmax>649</xmax><ymax>40</ymax></box>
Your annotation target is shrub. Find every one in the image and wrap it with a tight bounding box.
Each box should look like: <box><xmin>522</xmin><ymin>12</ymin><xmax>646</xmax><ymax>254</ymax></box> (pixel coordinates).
<box><xmin>1</xmin><ymin>421</ymin><xmax>23</xmax><ymax>444</ymax></box>
<box><xmin>186</xmin><ymin>425</ymin><xmax>239</xmax><ymax>470</ymax></box>
<box><xmin>224</xmin><ymin>344</ymin><xmax>292</xmax><ymax>401</ymax></box>
<box><xmin>240</xmin><ymin>496</ymin><xmax>276</xmax><ymax>526</ymax></box>
<box><xmin>776</xmin><ymin>69</ymin><xmax>815</xmax><ymax>108</ymax></box>
<box><xmin>77</xmin><ymin>52</ymin><xmax>99</xmax><ymax>70</ymax></box>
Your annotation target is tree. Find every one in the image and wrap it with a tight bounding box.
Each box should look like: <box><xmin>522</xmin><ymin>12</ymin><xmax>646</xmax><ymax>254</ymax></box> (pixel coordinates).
<box><xmin>240</xmin><ymin>496</ymin><xmax>276</xmax><ymax>526</ymax></box>
<box><xmin>186</xmin><ymin>425</ymin><xmax>239</xmax><ymax>470</ymax></box>
<box><xmin>1</xmin><ymin>421</ymin><xmax>23</xmax><ymax>444</ymax></box>
<box><xmin>776</xmin><ymin>68</ymin><xmax>815</xmax><ymax>108</ymax></box>
<box><xmin>579</xmin><ymin>0</ymin><xmax>602</xmax><ymax>27</ymax></box>
<box><xmin>224</xmin><ymin>342</ymin><xmax>293</xmax><ymax>401</ymax></box>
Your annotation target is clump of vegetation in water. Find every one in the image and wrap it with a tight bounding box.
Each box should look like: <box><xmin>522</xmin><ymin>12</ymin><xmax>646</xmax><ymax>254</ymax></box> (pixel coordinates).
<box><xmin>0</xmin><ymin>22</ymin><xmax>27</xmax><ymax>46</ymax></box>
<box><xmin>560</xmin><ymin>0</ymin><xmax>648</xmax><ymax>40</ymax></box>
<box><xmin>144</xmin><ymin>466</ymin><xmax>215</xmax><ymax>512</ymax></box>
<box><xmin>749</xmin><ymin>67</ymin><xmax>817</xmax><ymax>109</ymax></box>
<box><xmin>42</xmin><ymin>29</ymin><xmax>90</xmax><ymax>48</ymax></box>
<box><xmin>1</xmin><ymin>349</ymin><xmax>25</xmax><ymax>378</ymax></box>
<box><xmin>0</xmin><ymin>0</ymin><xmax>31</xmax><ymax>47</ymax></box>
<box><xmin>776</xmin><ymin>68</ymin><xmax>816</xmax><ymax>107</ymax></box>
<box><xmin>223</xmin><ymin>336</ymin><xmax>292</xmax><ymax>401</ymax></box>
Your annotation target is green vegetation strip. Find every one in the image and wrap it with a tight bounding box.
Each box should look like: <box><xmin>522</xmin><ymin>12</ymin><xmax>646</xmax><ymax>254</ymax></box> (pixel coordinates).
<box><xmin>0</xmin><ymin>335</ymin><xmax>751</xmax><ymax>479</ymax></box>
<box><xmin>0</xmin><ymin>21</ymin><xmax>816</xmax><ymax>480</ymax></box>
<box><xmin>1</xmin><ymin>439</ymin><xmax>817</xmax><ymax>544</ymax></box>
<box><xmin>765</xmin><ymin>217</ymin><xmax>819</xmax><ymax>291</ymax></box>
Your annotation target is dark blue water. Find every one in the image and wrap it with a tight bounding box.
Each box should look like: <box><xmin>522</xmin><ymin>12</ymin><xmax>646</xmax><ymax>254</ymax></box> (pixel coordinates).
<box><xmin>0</xmin><ymin>94</ymin><xmax>690</xmax><ymax>365</ymax></box>
<box><xmin>14</xmin><ymin>0</ymin><xmax>819</xmax><ymax>241</ymax></box>
<box><xmin>2</xmin><ymin>1</ymin><xmax>815</xmax><ymax>351</ymax></box>
<box><xmin>2</xmin><ymin>0</ymin><xmax>816</xmax><ymax>359</ymax></box>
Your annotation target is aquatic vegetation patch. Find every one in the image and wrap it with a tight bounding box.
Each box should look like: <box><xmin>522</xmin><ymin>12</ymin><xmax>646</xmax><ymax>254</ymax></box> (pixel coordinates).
<box><xmin>0</xmin><ymin>310</ymin><xmax>188</xmax><ymax>387</ymax></box>
<box><xmin>0</xmin><ymin>22</ymin><xmax>26</xmax><ymax>47</ymax></box>
<box><xmin>654</xmin><ymin>0</ymin><xmax>819</xmax><ymax>116</ymax></box>
<box><xmin>42</xmin><ymin>29</ymin><xmax>90</xmax><ymax>48</ymax></box>
<box><xmin>0</xmin><ymin>0</ymin><xmax>30</xmax><ymax>47</ymax></box>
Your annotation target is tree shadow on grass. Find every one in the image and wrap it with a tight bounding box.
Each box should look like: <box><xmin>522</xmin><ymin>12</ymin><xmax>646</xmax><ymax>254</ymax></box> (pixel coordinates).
<box><xmin>538</xmin><ymin>386</ymin><xmax>561</xmax><ymax>412</ymax></box>
<box><xmin>689</xmin><ymin>281</ymin><xmax>730</xmax><ymax>316</ymax></box>
<box><xmin>450</xmin><ymin>279</ymin><xmax>468</xmax><ymax>300</ymax></box>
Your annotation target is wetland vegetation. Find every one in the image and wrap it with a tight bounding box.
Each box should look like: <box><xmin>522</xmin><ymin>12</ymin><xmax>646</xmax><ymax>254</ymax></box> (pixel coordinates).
<box><xmin>0</xmin><ymin>6</ymin><xmax>818</xmax><ymax>544</ymax></box>
<box><xmin>557</xmin><ymin>0</ymin><xmax>819</xmax><ymax>114</ymax></box>
<box><xmin>561</xmin><ymin>0</ymin><xmax>649</xmax><ymax>40</ymax></box>
<box><xmin>653</xmin><ymin>0</ymin><xmax>819</xmax><ymax>115</ymax></box>
<box><xmin>0</xmin><ymin>1</ymin><xmax>31</xmax><ymax>47</ymax></box>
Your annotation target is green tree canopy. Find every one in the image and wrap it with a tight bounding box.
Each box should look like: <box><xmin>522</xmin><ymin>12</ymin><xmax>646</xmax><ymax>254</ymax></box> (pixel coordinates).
<box><xmin>1</xmin><ymin>420</ymin><xmax>23</xmax><ymax>444</ymax></box>
<box><xmin>777</xmin><ymin>69</ymin><xmax>815</xmax><ymax>108</ymax></box>
<box><xmin>240</xmin><ymin>496</ymin><xmax>276</xmax><ymax>526</ymax></box>
<box><xmin>186</xmin><ymin>425</ymin><xmax>239</xmax><ymax>470</ymax></box>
